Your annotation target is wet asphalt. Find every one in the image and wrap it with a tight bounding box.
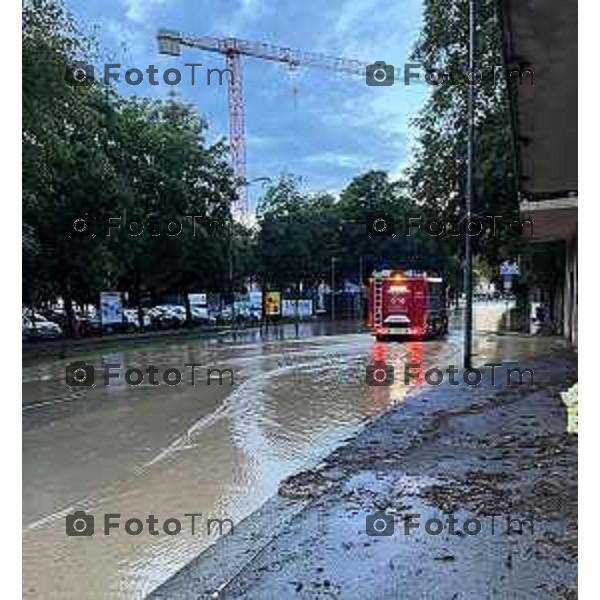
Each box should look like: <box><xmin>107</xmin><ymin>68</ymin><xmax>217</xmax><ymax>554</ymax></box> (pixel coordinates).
<box><xmin>23</xmin><ymin>303</ymin><xmax>550</xmax><ymax>598</ymax></box>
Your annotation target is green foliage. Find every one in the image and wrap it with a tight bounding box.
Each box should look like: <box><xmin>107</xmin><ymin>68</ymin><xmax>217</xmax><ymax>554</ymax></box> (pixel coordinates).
<box><xmin>408</xmin><ymin>0</ymin><xmax>522</xmax><ymax>279</ymax></box>
<box><xmin>22</xmin><ymin>0</ymin><xmax>239</xmax><ymax>318</ymax></box>
<box><xmin>254</xmin><ymin>171</ymin><xmax>450</xmax><ymax>289</ymax></box>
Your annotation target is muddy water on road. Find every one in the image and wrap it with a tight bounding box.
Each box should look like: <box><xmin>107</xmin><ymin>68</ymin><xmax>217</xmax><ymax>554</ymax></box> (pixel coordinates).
<box><xmin>23</xmin><ymin>304</ymin><xmax>550</xmax><ymax>598</ymax></box>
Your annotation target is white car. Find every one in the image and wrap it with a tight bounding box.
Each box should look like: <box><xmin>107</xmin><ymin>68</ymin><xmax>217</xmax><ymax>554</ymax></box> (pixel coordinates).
<box><xmin>123</xmin><ymin>309</ymin><xmax>151</xmax><ymax>330</ymax></box>
<box><xmin>22</xmin><ymin>315</ymin><xmax>62</xmax><ymax>339</ymax></box>
<box><xmin>190</xmin><ymin>306</ymin><xmax>216</xmax><ymax>325</ymax></box>
<box><xmin>147</xmin><ymin>305</ymin><xmax>186</xmax><ymax>328</ymax></box>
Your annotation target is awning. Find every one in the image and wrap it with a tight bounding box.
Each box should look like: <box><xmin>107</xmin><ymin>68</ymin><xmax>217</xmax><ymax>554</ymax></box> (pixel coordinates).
<box><xmin>500</xmin><ymin>0</ymin><xmax>577</xmax><ymax>200</ymax></box>
<box><xmin>520</xmin><ymin>196</ymin><xmax>578</xmax><ymax>242</ymax></box>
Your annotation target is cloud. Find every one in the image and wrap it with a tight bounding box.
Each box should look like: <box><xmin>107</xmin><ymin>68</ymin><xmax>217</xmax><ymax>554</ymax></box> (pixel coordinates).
<box><xmin>123</xmin><ymin>0</ymin><xmax>167</xmax><ymax>24</ymax></box>
<box><xmin>303</xmin><ymin>152</ymin><xmax>372</xmax><ymax>170</ymax></box>
<box><xmin>240</xmin><ymin>0</ymin><xmax>264</xmax><ymax>17</ymax></box>
<box><xmin>333</xmin><ymin>0</ymin><xmax>379</xmax><ymax>36</ymax></box>
<box><xmin>213</xmin><ymin>0</ymin><xmax>268</xmax><ymax>36</ymax></box>
<box><xmin>100</xmin><ymin>18</ymin><xmax>147</xmax><ymax>63</ymax></box>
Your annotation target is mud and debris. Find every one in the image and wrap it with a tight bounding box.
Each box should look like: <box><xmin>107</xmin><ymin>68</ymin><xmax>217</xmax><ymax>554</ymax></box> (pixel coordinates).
<box><xmin>278</xmin><ymin>470</ymin><xmax>339</xmax><ymax>500</ymax></box>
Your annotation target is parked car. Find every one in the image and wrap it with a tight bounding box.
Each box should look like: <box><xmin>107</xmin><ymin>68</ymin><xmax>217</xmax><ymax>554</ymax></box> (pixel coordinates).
<box><xmin>215</xmin><ymin>306</ymin><xmax>234</xmax><ymax>326</ymax></box>
<box><xmin>213</xmin><ymin>306</ymin><xmax>260</xmax><ymax>327</ymax></box>
<box><xmin>123</xmin><ymin>309</ymin><xmax>151</xmax><ymax>331</ymax></box>
<box><xmin>148</xmin><ymin>305</ymin><xmax>187</xmax><ymax>329</ymax></box>
<box><xmin>35</xmin><ymin>308</ymin><xmax>103</xmax><ymax>337</ymax></box>
<box><xmin>77</xmin><ymin>311</ymin><xmax>103</xmax><ymax>336</ymax></box>
<box><xmin>190</xmin><ymin>306</ymin><xmax>216</xmax><ymax>325</ymax></box>
<box><xmin>22</xmin><ymin>315</ymin><xmax>63</xmax><ymax>339</ymax></box>
<box><xmin>236</xmin><ymin>307</ymin><xmax>261</xmax><ymax>324</ymax></box>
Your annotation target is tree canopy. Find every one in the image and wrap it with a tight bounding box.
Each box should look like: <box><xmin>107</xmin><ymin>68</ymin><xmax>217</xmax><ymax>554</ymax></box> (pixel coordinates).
<box><xmin>23</xmin><ymin>0</ymin><xmax>237</xmax><ymax>320</ymax></box>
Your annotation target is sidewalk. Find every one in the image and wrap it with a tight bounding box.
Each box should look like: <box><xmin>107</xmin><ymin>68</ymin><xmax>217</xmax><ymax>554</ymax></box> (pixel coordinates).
<box><xmin>150</xmin><ymin>348</ymin><xmax>577</xmax><ymax>599</ymax></box>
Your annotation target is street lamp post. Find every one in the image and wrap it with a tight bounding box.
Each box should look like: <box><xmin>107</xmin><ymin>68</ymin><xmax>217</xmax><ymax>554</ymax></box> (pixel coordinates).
<box><xmin>464</xmin><ymin>0</ymin><xmax>476</xmax><ymax>369</ymax></box>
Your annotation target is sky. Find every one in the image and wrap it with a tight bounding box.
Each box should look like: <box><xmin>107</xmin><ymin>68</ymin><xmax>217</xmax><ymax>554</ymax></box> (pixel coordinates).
<box><xmin>66</xmin><ymin>0</ymin><xmax>428</xmax><ymax>209</ymax></box>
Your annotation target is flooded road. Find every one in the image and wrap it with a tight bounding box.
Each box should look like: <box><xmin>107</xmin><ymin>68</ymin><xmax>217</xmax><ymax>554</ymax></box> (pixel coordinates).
<box><xmin>22</xmin><ymin>303</ymin><xmax>549</xmax><ymax>598</ymax></box>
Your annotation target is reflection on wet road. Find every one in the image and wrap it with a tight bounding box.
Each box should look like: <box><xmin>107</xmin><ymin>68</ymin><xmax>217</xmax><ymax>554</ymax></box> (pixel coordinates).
<box><xmin>22</xmin><ymin>303</ymin><xmax>549</xmax><ymax>598</ymax></box>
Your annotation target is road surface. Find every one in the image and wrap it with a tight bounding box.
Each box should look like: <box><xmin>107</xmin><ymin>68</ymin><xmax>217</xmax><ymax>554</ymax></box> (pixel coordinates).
<box><xmin>23</xmin><ymin>302</ymin><xmax>540</xmax><ymax>598</ymax></box>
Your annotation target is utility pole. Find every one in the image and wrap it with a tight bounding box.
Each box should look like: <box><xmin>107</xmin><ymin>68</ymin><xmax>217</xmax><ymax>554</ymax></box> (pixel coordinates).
<box><xmin>295</xmin><ymin>280</ymin><xmax>302</xmax><ymax>337</ymax></box>
<box><xmin>331</xmin><ymin>257</ymin><xmax>338</xmax><ymax>322</ymax></box>
<box><xmin>464</xmin><ymin>0</ymin><xmax>476</xmax><ymax>369</ymax></box>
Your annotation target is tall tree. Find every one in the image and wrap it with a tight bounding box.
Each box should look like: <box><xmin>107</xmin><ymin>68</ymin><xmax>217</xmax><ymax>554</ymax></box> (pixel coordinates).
<box><xmin>22</xmin><ymin>1</ymin><xmax>239</xmax><ymax>332</ymax></box>
<box><xmin>407</xmin><ymin>0</ymin><xmax>522</xmax><ymax>283</ymax></box>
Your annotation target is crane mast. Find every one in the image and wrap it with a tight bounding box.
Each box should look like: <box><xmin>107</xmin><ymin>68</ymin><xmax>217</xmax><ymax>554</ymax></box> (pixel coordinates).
<box><xmin>224</xmin><ymin>50</ymin><xmax>246</xmax><ymax>218</ymax></box>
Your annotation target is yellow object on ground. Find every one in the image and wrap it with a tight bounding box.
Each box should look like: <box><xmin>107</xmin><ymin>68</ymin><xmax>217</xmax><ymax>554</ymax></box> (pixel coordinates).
<box><xmin>561</xmin><ymin>383</ymin><xmax>578</xmax><ymax>434</ymax></box>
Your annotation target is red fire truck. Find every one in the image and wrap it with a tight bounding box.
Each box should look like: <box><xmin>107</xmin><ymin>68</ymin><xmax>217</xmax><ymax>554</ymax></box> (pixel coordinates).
<box><xmin>367</xmin><ymin>270</ymin><xmax>449</xmax><ymax>341</ymax></box>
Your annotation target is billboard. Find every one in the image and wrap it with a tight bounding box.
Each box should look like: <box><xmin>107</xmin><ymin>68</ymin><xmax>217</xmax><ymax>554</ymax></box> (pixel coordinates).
<box><xmin>100</xmin><ymin>292</ymin><xmax>122</xmax><ymax>325</ymax></box>
<box><xmin>282</xmin><ymin>299</ymin><xmax>313</xmax><ymax>318</ymax></box>
<box><xmin>188</xmin><ymin>293</ymin><xmax>207</xmax><ymax>307</ymax></box>
<box><xmin>249</xmin><ymin>291</ymin><xmax>263</xmax><ymax>315</ymax></box>
<box><xmin>234</xmin><ymin>293</ymin><xmax>250</xmax><ymax>315</ymax></box>
<box><xmin>264</xmin><ymin>291</ymin><xmax>281</xmax><ymax>316</ymax></box>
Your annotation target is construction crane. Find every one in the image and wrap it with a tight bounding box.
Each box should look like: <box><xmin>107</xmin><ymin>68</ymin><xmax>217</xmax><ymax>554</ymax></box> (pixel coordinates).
<box><xmin>157</xmin><ymin>29</ymin><xmax>379</xmax><ymax>217</ymax></box>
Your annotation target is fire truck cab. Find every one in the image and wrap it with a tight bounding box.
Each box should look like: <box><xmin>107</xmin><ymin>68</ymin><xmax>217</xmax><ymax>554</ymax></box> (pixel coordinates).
<box><xmin>367</xmin><ymin>270</ymin><xmax>449</xmax><ymax>341</ymax></box>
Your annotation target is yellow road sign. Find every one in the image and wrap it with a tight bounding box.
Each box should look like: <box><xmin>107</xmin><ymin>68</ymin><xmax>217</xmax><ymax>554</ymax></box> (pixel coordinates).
<box><xmin>265</xmin><ymin>291</ymin><xmax>281</xmax><ymax>315</ymax></box>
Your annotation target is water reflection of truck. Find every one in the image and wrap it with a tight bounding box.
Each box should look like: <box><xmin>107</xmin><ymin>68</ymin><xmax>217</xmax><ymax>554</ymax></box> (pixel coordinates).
<box><xmin>367</xmin><ymin>270</ymin><xmax>449</xmax><ymax>341</ymax></box>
